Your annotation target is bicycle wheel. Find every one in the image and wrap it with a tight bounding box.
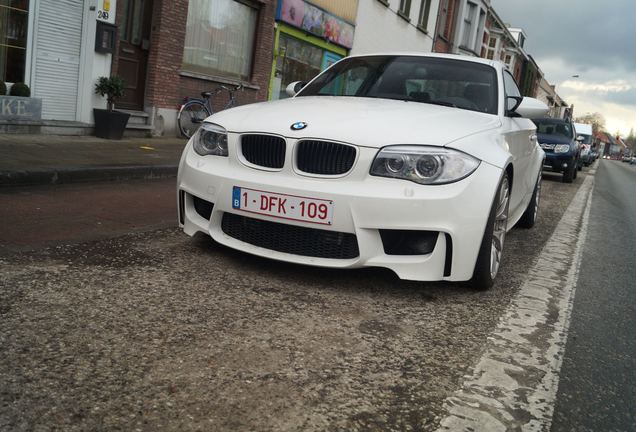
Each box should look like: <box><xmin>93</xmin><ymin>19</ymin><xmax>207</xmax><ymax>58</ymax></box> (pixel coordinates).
<box><xmin>178</xmin><ymin>100</ymin><xmax>210</xmax><ymax>139</ymax></box>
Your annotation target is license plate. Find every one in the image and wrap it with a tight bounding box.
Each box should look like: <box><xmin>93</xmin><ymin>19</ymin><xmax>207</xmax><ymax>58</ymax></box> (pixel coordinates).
<box><xmin>232</xmin><ymin>186</ymin><xmax>334</xmax><ymax>225</ymax></box>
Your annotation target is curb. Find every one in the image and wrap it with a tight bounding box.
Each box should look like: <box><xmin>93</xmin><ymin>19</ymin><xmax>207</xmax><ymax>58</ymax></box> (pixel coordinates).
<box><xmin>0</xmin><ymin>165</ymin><xmax>178</xmax><ymax>187</ymax></box>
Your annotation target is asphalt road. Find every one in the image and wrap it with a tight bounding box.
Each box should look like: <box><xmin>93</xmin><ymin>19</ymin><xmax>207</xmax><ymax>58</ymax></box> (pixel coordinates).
<box><xmin>0</xmin><ymin>169</ymin><xmax>590</xmax><ymax>431</ymax></box>
<box><xmin>551</xmin><ymin>160</ymin><xmax>636</xmax><ymax>432</ymax></box>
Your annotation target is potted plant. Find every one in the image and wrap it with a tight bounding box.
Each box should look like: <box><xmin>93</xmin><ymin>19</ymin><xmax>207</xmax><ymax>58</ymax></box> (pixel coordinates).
<box><xmin>94</xmin><ymin>76</ymin><xmax>130</xmax><ymax>140</ymax></box>
<box><xmin>9</xmin><ymin>82</ymin><xmax>31</xmax><ymax>97</ymax></box>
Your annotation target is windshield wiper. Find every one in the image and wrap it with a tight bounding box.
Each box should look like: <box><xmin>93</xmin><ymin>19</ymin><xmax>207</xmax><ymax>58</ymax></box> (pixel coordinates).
<box><xmin>426</xmin><ymin>100</ymin><xmax>458</xmax><ymax>108</ymax></box>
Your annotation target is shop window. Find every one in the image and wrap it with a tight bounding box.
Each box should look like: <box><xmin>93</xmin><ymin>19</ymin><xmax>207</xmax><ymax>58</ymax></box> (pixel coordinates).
<box><xmin>182</xmin><ymin>0</ymin><xmax>257</xmax><ymax>81</ymax></box>
<box><xmin>0</xmin><ymin>0</ymin><xmax>29</xmax><ymax>83</ymax></box>
<box><xmin>273</xmin><ymin>33</ymin><xmax>326</xmax><ymax>100</ymax></box>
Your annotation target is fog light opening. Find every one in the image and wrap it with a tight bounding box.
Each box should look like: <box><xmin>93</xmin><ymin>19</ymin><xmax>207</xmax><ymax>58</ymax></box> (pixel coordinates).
<box><xmin>379</xmin><ymin>230</ymin><xmax>438</xmax><ymax>255</ymax></box>
<box><xmin>192</xmin><ymin>195</ymin><xmax>214</xmax><ymax>220</ymax></box>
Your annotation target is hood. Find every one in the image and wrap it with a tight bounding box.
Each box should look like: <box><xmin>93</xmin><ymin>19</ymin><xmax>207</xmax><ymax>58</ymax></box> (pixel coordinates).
<box><xmin>208</xmin><ymin>96</ymin><xmax>501</xmax><ymax>148</ymax></box>
<box><xmin>537</xmin><ymin>133</ymin><xmax>573</xmax><ymax>145</ymax></box>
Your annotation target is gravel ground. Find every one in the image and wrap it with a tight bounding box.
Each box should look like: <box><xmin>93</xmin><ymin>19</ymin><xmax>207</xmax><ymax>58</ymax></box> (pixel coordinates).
<box><xmin>0</xmin><ymin>172</ymin><xmax>586</xmax><ymax>431</ymax></box>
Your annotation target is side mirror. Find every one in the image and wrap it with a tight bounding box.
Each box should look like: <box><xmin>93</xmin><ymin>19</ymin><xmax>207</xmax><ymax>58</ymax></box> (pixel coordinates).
<box><xmin>285</xmin><ymin>81</ymin><xmax>307</xmax><ymax>97</ymax></box>
<box><xmin>576</xmin><ymin>135</ymin><xmax>584</xmax><ymax>142</ymax></box>
<box><xmin>513</xmin><ymin>97</ymin><xmax>549</xmax><ymax>118</ymax></box>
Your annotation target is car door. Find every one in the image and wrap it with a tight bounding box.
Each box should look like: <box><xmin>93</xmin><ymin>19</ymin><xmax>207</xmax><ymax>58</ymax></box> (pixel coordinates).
<box><xmin>501</xmin><ymin>70</ymin><xmax>537</xmax><ymax>216</ymax></box>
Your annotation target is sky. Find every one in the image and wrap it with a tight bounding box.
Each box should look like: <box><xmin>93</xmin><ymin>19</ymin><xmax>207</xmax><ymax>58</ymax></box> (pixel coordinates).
<box><xmin>491</xmin><ymin>0</ymin><xmax>636</xmax><ymax>136</ymax></box>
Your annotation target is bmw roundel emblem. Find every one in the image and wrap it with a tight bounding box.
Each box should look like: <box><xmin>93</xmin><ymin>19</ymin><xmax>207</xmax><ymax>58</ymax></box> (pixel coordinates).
<box><xmin>291</xmin><ymin>121</ymin><xmax>308</xmax><ymax>131</ymax></box>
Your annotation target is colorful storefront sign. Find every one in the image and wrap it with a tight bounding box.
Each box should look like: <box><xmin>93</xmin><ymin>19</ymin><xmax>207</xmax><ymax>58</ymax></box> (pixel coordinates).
<box><xmin>277</xmin><ymin>0</ymin><xmax>354</xmax><ymax>49</ymax></box>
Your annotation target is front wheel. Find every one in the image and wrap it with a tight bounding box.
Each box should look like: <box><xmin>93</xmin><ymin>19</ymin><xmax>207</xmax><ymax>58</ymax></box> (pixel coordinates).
<box><xmin>563</xmin><ymin>161</ymin><xmax>575</xmax><ymax>183</ymax></box>
<box><xmin>178</xmin><ymin>100</ymin><xmax>210</xmax><ymax>139</ymax></box>
<box><xmin>471</xmin><ymin>174</ymin><xmax>511</xmax><ymax>290</ymax></box>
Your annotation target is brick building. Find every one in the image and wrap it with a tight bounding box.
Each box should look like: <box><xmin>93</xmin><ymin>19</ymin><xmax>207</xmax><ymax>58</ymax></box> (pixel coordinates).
<box><xmin>112</xmin><ymin>0</ymin><xmax>277</xmax><ymax>136</ymax></box>
<box><xmin>0</xmin><ymin>0</ymin><xmax>277</xmax><ymax>136</ymax></box>
<box><xmin>433</xmin><ymin>0</ymin><xmax>459</xmax><ymax>53</ymax></box>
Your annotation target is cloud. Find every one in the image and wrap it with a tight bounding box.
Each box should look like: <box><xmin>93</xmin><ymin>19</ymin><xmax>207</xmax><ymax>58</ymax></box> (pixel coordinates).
<box><xmin>491</xmin><ymin>0</ymin><xmax>636</xmax><ymax>72</ymax></box>
<box><xmin>561</xmin><ymin>80</ymin><xmax>634</xmax><ymax>94</ymax></box>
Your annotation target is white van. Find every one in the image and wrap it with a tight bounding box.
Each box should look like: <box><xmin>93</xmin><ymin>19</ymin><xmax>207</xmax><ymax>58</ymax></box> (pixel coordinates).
<box><xmin>574</xmin><ymin>123</ymin><xmax>594</xmax><ymax>166</ymax></box>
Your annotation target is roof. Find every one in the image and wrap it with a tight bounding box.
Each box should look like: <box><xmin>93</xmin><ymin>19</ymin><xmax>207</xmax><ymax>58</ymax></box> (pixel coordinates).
<box><xmin>347</xmin><ymin>52</ymin><xmax>500</xmax><ymax>68</ymax></box>
<box><xmin>594</xmin><ymin>131</ymin><xmax>610</xmax><ymax>142</ymax></box>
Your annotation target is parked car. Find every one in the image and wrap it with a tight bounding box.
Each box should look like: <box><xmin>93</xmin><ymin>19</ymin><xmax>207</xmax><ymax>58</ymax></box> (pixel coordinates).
<box><xmin>589</xmin><ymin>150</ymin><xmax>599</xmax><ymax>161</ymax></box>
<box><xmin>574</xmin><ymin>123</ymin><xmax>594</xmax><ymax>166</ymax></box>
<box><xmin>177</xmin><ymin>54</ymin><xmax>548</xmax><ymax>290</ymax></box>
<box><xmin>532</xmin><ymin>118</ymin><xmax>580</xmax><ymax>183</ymax></box>
<box><xmin>622</xmin><ymin>154</ymin><xmax>632</xmax><ymax>162</ymax></box>
<box><xmin>630</xmin><ymin>157</ymin><xmax>636</xmax><ymax>165</ymax></box>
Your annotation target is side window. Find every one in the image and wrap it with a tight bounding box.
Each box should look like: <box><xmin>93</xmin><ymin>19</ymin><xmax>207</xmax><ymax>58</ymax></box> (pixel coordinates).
<box><xmin>503</xmin><ymin>71</ymin><xmax>521</xmax><ymax>97</ymax></box>
<box><xmin>503</xmin><ymin>71</ymin><xmax>522</xmax><ymax>111</ymax></box>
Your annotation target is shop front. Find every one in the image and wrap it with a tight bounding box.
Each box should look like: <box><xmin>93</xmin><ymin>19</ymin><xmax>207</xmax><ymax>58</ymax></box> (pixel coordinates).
<box><xmin>269</xmin><ymin>0</ymin><xmax>356</xmax><ymax>100</ymax></box>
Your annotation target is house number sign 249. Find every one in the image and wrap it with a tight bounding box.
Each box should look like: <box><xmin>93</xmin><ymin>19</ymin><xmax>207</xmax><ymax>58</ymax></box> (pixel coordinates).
<box><xmin>97</xmin><ymin>0</ymin><xmax>115</xmax><ymax>24</ymax></box>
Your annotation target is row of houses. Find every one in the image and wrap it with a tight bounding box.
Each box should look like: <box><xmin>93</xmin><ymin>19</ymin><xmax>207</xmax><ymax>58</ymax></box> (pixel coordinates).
<box><xmin>1</xmin><ymin>0</ymin><xmax>568</xmax><ymax>136</ymax></box>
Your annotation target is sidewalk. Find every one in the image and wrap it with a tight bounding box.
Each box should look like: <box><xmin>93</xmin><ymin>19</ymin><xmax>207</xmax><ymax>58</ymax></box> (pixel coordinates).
<box><xmin>0</xmin><ymin>134</ymin><xmax>187</xmax><ymax>187</ymax></box>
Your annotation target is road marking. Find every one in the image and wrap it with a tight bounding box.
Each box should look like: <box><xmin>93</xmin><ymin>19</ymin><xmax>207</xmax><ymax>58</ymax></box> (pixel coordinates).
<box><xmin>436</xmin><ymin>175</ymin><xmax>595</xmax><ymax>432</ymax></box>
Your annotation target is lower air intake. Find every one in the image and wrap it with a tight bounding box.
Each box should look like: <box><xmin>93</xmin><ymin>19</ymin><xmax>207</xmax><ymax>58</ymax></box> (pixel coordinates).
<box><xmin>221</xmin><ymin>212</ymin><xmax>359</xmax><ymax>259</ymax></box>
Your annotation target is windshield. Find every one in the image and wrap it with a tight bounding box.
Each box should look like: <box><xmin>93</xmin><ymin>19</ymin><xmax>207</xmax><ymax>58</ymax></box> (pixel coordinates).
<box><xmin>533</xmin><ymin>119</ymin><xmax>574</xmax><ymax>139</ymax></box>
<box><xmin>297</xmin><ymin>55</ymin><xmax>499</xmax><ymax>114</ymax></box>
<box><xmin>579</xmin><ymin>133</ymin><xmax>593</xmax><ymax>144</ymax></box>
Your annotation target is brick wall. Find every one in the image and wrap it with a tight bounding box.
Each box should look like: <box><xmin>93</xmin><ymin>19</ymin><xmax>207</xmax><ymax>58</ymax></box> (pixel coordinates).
<box><xmin>433</xmin><ymin>0</ymin><xmax>458</xmax><ymax>53</ymax></box>
<box><xmin>114</xmin><ymin>0</ymin><xmax>276</xmax><ymax>114</ymax></box>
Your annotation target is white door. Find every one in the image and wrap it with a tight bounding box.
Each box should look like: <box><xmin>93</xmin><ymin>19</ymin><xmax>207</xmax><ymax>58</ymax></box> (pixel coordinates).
<box><xmin>32</xmin><ymin>0</ymin><xmax>84</xmax><ymax>121</ymax></box>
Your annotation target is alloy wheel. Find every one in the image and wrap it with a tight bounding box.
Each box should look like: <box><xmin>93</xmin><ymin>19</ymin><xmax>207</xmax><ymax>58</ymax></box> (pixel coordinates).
<box><xmin>490</xmin><ymin>176</ymin><xmax>510</xmax><ymax>279</ymax></box>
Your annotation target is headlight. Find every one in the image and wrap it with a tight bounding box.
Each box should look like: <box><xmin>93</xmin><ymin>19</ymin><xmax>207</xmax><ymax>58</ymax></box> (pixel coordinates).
<box><xmin>554</xmin><ymin>144</ymin><xmax>570</xmax><ymax>153</ymax></box>
<box><xmin>370</xmin><ymin>146</ymin><xmax>480</xmax><ymax>185</ymax></box>
<box><xmin>193</xmin><ymin>123</ymin><xmax>228</xmax><ymax>156</ymax></box>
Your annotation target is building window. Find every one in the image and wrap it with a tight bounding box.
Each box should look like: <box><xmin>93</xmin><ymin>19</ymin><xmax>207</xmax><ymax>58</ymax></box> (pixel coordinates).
<box><xmin>0</xmin><ymin>0</ymin><xmax>29</xmax><ymax>83</ymax></box>
<box><xmin>486</xmin><ymin>35</ymin><xmax>497</xmax><ymax>59</ymax></box>
<box><xmin>399</xmin><ymin>0</ymin><xmax>411</xmax><ymax>17</ymax></box>
<box><xmin>475</xmin><ymin>8</ymin><xmax>486</xmax><ymax>52</ymax></box>
<box><xmin>461</xmin><ymin>2</ymin><xmax>476</xmax><ymax>48</ymax></box>
<box><xmin>418</xmin><ymin>0</ymin><xmax>431</xmax><ymax>30</ymax></box>
<box><xmin>182</xmin><ymin>0</ymin><xmax>258</xmax><ymax>81</ymax></box>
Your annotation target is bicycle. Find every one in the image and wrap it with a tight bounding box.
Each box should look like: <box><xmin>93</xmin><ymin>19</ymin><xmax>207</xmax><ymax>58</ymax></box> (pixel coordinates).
<box><xmin>178</xmin><ymin>84</ymin><xmax>244</xmax><ymax>139</ymax></box>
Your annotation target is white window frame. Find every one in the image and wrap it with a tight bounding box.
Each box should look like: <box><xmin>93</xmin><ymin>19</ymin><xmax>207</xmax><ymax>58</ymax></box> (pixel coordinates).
<box><xmin>399</xmin><ymin>0</ymin><xmax>412</xmax><ymax>17</ymax></box>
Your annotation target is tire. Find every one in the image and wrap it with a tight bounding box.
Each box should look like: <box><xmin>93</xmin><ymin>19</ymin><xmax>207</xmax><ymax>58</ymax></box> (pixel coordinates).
<box><xmin>471</xmin><ymin>174</ymin><xmax>511</xmax><ymax>290</ymax></box>
<box><xmin>517</xmin><ymin>171</ymin><xmax>541</xmax><ymax>229</ymax></box>
<box><xmin>178</xmin><ymin>100</ymin><xmax>210</xmax><ymax>139</ymax></box>
<box><xmin>563</xmin><ymin>161</ymin><xmax>575</xmax><ymax>183</ymax></box>
<box><xmin>573</xmin><ymin>162</ymin><xmax>578</xmax><ymax>179</ymax></box>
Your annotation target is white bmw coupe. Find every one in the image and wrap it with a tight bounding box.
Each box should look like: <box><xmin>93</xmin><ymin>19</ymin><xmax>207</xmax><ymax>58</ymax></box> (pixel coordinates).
<box><xmin>177</xmin><ymin>53</ymin><xmax>548</xmax><ymax>289</ymax></box>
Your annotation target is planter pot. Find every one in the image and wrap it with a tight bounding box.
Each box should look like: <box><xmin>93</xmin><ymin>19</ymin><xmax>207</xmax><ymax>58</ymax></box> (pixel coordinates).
<box><xmin>93</xmin><ymin>108</ymin><xmax>130</xmax><ymax>140</ymax></box>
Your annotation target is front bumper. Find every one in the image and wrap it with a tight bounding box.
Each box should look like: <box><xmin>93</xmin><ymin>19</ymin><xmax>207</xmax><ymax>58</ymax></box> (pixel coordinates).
<box><xmin>177</xmin><ymin>140</ymin><xmax>503</xmax><ymax>282</ymax></box>
<box><xmin>544</xmin><ymin>153</ymin><xmax>575</xmax><ymax>172</ymax></box>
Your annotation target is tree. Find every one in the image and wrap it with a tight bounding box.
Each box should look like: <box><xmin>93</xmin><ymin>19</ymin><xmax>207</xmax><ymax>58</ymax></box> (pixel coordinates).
<box><xmin>574</xmin><ymin>112</ymin><xmax>606</xmax><ymax>136</ymax></box>
<box><xmin>626</xmin><ymin>128</ymin><xmax>636</xmax><ymax>152</ymax></box>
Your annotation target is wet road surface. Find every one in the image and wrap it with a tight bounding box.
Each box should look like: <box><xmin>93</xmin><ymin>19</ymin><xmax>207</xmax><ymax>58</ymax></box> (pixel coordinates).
<box><xmin>551</xmin><ymin>160</ymin><xmax>636</xmax><ymax>432</ymax></box>
<box><xmin>1</xmin><ymin>170</ymin><xmax>590</xmax><ymax>431</ymax></box>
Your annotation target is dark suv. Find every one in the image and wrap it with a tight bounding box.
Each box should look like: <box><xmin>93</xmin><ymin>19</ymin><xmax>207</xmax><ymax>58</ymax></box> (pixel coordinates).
<box><xmin>532</xmin><ymin>118</ymin><xmax>581</xmax><ymax>183</ymax></box>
